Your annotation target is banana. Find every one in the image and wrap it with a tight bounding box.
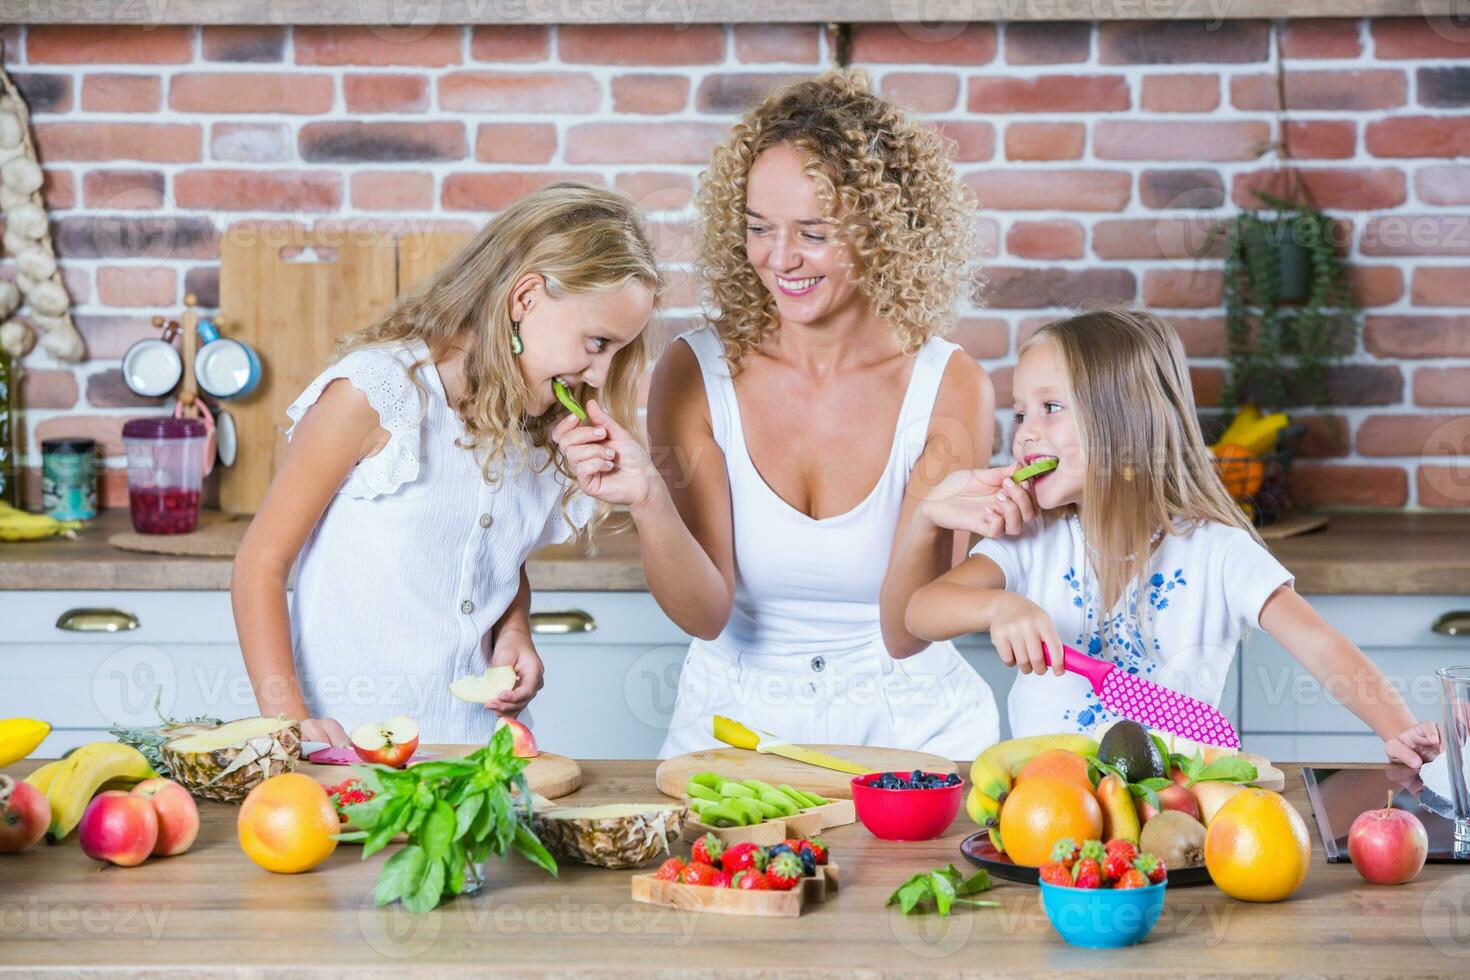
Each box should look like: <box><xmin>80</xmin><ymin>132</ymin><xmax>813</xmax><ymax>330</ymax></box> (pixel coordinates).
<box><xmin>966</xmin><ymin>784</ymin><xmax>1001</xmax><ymax>828</ymax></box>
<box><xmin>967</xmin><ymin>734</ymin><xmax>1100</xmax><ymax>825</ymax></box>
<box><xmin>22</xmin><ymin>758</ymin><xmax>68</xmax><ymax>795</ymax></box>
<box><xmin>0</xmin><ymin>508</ymin><xmax>82</xmax><ymax>542</ymax></box>
<box><xmin>37</xmin><ymin>742</ymin><xmax>157</xmax><ymax>840</ymax></box>
<box><xmin>0</xmin><ymin>718</ymin><xmax>51</xmax><ymax>767</ymax></box>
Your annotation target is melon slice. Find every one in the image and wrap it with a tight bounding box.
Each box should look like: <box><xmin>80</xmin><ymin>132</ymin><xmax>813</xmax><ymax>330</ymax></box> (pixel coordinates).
<box><xmin>449</xmin><ymin>665</ymin><xmax>518</xmax><ymax>703</ymax></box>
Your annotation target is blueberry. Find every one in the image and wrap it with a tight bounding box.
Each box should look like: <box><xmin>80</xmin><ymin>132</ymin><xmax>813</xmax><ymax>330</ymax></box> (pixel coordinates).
<box><xmin>799</xmin><ymin>849</ymin><xmax>816</xmax><ymax>876</ymax></box>
<box><xmin>945</xmin><ymin>773</ymin><xmax>962</xmax><ymax>785</ymax></box>
<box><xmin>911</xmin><ymin>769</ymin><xmax>924</xmax><ymax>782</ymax></box>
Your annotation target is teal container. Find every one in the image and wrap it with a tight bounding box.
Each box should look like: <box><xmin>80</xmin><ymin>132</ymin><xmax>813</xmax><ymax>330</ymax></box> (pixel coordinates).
<box><xmin>1039</xmin><ymin>880</ymin><xmax>1166</xmax><ymax>948</ymax></box>
<box><xmin>41</xmin><ymin>437</ymin><xmax>97</xmax><ymax>521</ymax></box>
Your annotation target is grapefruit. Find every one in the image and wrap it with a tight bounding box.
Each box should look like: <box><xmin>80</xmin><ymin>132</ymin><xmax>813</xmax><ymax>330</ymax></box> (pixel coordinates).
<box><xmin>1014</xmin><ymin>749</ymin><xmax>1094</xmax><ymax>793</ymax></box>
<box><xmin>997</xmin><ymin>776</ymin><xmax>1103</xmax><ymax>867</ymax></box>
<box><xmin>1204</xmin><ymin>788</ymin><xmax>1311</xmax><ymax>902</ymax></box>
<box><xmin>238</xmin><ymin>773</ymin><xmax>339</xmax><ymax>874</ymax></box>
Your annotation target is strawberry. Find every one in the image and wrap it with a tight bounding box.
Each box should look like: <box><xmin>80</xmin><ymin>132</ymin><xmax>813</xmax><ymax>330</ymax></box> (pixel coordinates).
<box><xmin>1114</xmin><ymin>868</ymin><xmax>1150</xmax><ymax>890</ymax></box>
<box><xmin>655</xmin><ymin>858</ymin><xmax>685</xmax><ymax>882</ymax></box>
<box><xmin>1049</xmin><ymin>837</ymin><xmax>1080</xmax><ymax>869</ymax></box>
<box><xmin>1039</xmin><ymin>861</ymin><xmax>1072</xmax><ymax>887</ymax></box>
<box><xmin>800</xmin><ymin>837</ymin><xmax>829</xmax><ymax>865</ymax></box>
<box><xmin>691</xmin><ymin>832</ymin><xmax>725</xmax><ymax>869</ymax></box>
<box><xmin>1072</xmin><ymin>855</ymin><xmax>1103</xmax><ymax>890</ymax></box>
<box><xmin>733</xmin><ymin>869</ymin><xmax>768</xmax><ymax>890</ymax></box>
<box><xmin>783</xmin><ymin>838</ymin><xmax>805</xmax><ymax>852</ymax></box>
<box><xmin>1134</xmin><ymin>853</ymin><xmax>1167</xmax><ymax>884</ymax></box>
<box><xmin>1102</xmin><ymin>852</ymin><xmax>1133</xmax><ymax>883</ymax></box>
<box><xmin>765</xmin><ymin>851</ymin><xmax>804</xmax><ymax>891</ymax></box>
<box><xmin>1104</xmin><ymin>838</ymin><xmax>1138</xmax><ymax>865</ymax></box>
<box><xmin>712</xmin><ymin>870</ymin><xmax>733</xmax><ymax>888</ymax></box>
<box><xmin>722</xmin><ymin>841</ymin><xmax>767</xmax><ymax>874</ymax></box>
<box><xmin>680</xmin><ymin>861</ymin><xmax>720</xmax><ymax>887</ymax></box>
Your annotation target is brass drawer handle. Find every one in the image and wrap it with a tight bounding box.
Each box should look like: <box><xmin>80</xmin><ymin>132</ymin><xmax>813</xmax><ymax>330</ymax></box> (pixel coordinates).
<box><xmin>1433</xmin><ymin>612</ymin><xmax>1470</xmax><ymax>637</ymax></box>
<box><xmin>529</xmin><ymin>610</ymin><xmax>596</xmax><ymax>635</ymax></box>
<box><xmin>56</xmin><ymin>608</ymin><xmax>140</xmax><ymax>633</ymax></box>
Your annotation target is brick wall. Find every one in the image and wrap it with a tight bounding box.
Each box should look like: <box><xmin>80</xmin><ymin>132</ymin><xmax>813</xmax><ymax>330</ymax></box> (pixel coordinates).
<box><xmin>6</xmin><ymin>18</ymin><xmax>1469</xmax><ymax>510</ymax></box>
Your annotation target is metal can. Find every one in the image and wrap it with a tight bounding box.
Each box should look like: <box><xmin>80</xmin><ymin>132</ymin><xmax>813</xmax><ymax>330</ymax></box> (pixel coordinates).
<box><xmin>41</xmin><ymin>437</ymin><xmax>97</xmax><ymax>521</ymax></box>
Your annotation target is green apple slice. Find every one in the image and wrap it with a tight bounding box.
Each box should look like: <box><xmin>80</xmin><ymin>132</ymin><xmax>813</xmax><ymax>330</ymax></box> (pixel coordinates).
<box><xmin>449</xmin><ymin>665</ymin><xmax>518</xmax><ymax>703</ymax></box>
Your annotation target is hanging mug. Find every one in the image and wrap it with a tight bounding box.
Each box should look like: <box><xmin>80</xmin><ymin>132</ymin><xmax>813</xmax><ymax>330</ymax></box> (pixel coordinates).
<box><xmin>193</xmin><ymin>318</ymin><xmax>261</xmax><ymax>401</ymax></box>
<box><xmin>121</xmin><ymin>322</ymin><xmax>183</xmax><ymax>398</ymax></box>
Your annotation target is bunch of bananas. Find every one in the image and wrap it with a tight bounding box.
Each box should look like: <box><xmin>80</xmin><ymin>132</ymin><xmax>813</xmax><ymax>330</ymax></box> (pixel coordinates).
<box><xmin>966</xmin><ymin>733</ymin><xmax>1100</xmax><ymax>844</ymax></box>
<box><xmin>24</xmin><ymin>742</ymin><xmax>157</xmax><ymax>839</ymax></box>
<box><xmin>0</xmin><ymin>717</ymin><xmax>50</xmax><ymax>768</ymax></box>
<box><xmin>0</xmin><ymin>500</ymin><xmax>82</xmax><ymax>542</ymax></box>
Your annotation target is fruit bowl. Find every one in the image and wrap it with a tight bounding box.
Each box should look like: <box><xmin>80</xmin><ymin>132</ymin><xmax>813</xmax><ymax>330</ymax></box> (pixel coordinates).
<box><xmin>850</xmin><ymin>772</ymin><xmax>963</xmax><ymax>841</ymax></box>
<box><xmin>1039</xmin><ymin>880</ymin><xmax>1166</xmax><ymax>948</ymax></box>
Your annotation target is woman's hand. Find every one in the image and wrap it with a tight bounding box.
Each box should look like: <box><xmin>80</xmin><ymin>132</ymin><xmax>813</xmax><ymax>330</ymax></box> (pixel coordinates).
<box><xmin>918</xmin><ymin>464</ymin><xmax>1039</xmax><ymax>539</ymax></box>
<box><xmin>486</xmin><ymin>633</ymin><xmax>544</xmax><ymax>719</ymax></box>
<box><xmin>1384</xmin><ymin>720</ymin><xmax>1441</xmax><ymax>769</ymax></box>
<box><xmin>989</xmin><ymin>592</ymin><xmax>1066</xmax><ymax>676</ymax></box>
<box><xmin>551</xmin><ymin>399</ymin><xmax>661</xmax><ymax>510</ymax></box>
<box><xmin>301</xmin><ymin>717</ymin><xmax>351</xmax><ymax>748</ymax></box>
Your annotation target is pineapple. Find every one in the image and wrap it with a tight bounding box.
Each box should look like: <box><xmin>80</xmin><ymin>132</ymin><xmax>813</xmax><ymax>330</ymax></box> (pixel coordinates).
<box><xmin>162</xmin><ymin>716</ymin><xmax>301</xmax><ymax>803</ymax></box>
<box><xmin>533</xmin><ymin>804</ymin><xmax>687</xmax><ymax>869</ymax></box>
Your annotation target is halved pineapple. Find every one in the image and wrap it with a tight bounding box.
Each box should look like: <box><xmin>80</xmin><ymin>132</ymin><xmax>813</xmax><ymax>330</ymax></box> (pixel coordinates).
<box><xmin>162</xmin><ymin>716</ymin><xmax>301</xmax><ymax>803</ymax></box>
<box><xmin>533</xmin><ymin>803</ymin><xmax>687</xmax><ymax>869</ymax></box>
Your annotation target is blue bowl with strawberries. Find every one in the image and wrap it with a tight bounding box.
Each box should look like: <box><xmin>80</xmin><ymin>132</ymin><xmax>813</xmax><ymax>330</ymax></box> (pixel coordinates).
<box><xmin>1039</xmin><ymin>878</ymin><xmax>1166</xmax><ymax>948</ymax></box>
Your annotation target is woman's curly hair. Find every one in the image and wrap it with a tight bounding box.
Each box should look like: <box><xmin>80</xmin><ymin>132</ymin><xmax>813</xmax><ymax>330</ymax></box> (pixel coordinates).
<box><xmin>695</xmin><ymin>68</ymin><xmax>977</xmax><ymax>364</ymax></box>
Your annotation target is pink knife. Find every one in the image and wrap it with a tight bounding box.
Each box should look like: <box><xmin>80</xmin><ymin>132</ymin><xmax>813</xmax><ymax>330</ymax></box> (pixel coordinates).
<box><xmin>1043</xmin><ymin>644</ymin><xmax>1240</xmax><ymax>749</ymax></box>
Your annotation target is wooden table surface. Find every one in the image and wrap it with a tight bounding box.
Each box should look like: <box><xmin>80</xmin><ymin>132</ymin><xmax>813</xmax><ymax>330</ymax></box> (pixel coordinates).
<box><xmin>2</xmin><ymin>758</ymin><xmax>1467</xmax><ymax>977</ymax></box>
<box><xmin>4</xmin><ymin>510</ymin><xmax>1470</xmax><ymax>594</ymax></box>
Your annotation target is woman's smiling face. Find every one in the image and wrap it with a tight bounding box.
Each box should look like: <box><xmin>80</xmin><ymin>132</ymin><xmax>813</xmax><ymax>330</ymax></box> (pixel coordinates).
<box><xmin>743</xmin><ymin>143</ymin><xmax>864</xmax><ymax>326</ymax></box>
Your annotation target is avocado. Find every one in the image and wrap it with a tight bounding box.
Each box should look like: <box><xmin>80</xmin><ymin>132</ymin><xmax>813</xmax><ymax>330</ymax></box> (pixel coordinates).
<box><xmin>1097</xmin><ymin>719</ymin><xmax>1167</xmax><ymax>783</ymax></box>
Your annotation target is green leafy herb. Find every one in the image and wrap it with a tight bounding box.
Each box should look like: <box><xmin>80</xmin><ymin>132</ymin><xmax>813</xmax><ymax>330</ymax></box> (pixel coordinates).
<box><xmin>887</xmin><ymin>865</ymin><xmax>999</xmax><ymax>917</ymax></box>
<box><xmin>1177</xmin><ymin>749</ymin><xmax>1257</xmax><ymax>787</ymax></box>
<box><xmin>339</xmin><ymin>724</ymin><xmax>557</xmax><ymax>913</ymax></box>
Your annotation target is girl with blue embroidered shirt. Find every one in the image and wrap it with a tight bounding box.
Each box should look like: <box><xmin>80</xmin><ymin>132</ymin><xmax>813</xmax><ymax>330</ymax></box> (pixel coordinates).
<box><xmin>906</xmin><ymin>308</ymin><xmax>1440</xmax><ymax>769</ymax></box>
<box><xmin>232</xmin><ymin>183</ymin><xmax>658</xmax><ymax>748</ymax></box>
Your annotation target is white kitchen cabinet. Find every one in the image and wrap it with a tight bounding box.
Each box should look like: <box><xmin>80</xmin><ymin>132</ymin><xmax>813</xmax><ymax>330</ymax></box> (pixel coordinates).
<box><xmin>2</xmin><ymin>590</ymin><xmax>1461</xmax><ymax>761</ymax></box>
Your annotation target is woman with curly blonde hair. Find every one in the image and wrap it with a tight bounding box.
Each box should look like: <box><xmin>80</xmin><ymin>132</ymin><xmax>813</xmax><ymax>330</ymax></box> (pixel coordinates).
<box><xmin>554</xmin><ymin>71</ymin><xmax>1002</xmax><ymax>758</ymax></box>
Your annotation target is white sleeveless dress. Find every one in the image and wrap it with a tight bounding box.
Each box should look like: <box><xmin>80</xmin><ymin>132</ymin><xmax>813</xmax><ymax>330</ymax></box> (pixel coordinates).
<box><xmin>282</xmin><ymin>339</ymin><xmax>591</xmax><ymax>745</ymax></box>
<box><xmin>658</xmin><ymin>329</ymin><xmax>1001</xmax><ymax>760</ymax></box>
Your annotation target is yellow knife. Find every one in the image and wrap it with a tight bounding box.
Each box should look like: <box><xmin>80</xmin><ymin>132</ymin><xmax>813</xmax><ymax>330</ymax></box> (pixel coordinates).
<box><xmin>711</xmin><ymin>716</ymin><xmax>871</xmax><ymax>776</ymax></box>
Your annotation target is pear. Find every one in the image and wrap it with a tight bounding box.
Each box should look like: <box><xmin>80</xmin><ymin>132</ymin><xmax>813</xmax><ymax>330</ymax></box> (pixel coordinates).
<box><xmin>1096</xmin><ymin>773</ymin><xmax>1141</xmax><ymax>844</ymax></box>
<box><xmin>1191</xmin><ymin>780</ymin><xmax>1247</xmax><ymax>827</ymax></box>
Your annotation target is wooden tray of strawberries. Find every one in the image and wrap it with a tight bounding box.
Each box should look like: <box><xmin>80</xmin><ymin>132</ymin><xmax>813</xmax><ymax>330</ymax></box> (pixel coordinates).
<box><xmin>631</xmin><ymin>839</ymin><xmax>839</xmax><ymax>918</ymax></box>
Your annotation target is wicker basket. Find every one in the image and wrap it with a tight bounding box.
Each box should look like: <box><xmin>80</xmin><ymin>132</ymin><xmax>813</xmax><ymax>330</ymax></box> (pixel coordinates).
<box><xmin>1212</xmin><ymin>423</ymin><xmax>1308</xmax><ymax>528</ymax></box>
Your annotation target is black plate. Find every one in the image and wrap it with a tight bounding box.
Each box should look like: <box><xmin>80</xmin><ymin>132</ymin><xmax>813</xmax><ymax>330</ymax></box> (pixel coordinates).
<box><xmin>959</xmin><ymin>831</ymin><xmax>1213</xmax><ymax>887</ymax></box>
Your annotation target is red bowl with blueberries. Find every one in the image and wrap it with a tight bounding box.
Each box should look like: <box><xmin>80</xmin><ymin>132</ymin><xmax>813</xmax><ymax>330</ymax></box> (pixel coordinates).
<box><xmin>850</xmin><ymin>770</ymin><xmax>964</xmax><ymax>841</ymax></box>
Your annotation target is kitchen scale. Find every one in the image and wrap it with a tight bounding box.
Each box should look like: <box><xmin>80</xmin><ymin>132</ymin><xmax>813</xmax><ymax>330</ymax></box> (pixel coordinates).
<box><xmin>1302</xmin><ymin>765</ymin><xmax>1469</xmax><ymax>862</ymax></box>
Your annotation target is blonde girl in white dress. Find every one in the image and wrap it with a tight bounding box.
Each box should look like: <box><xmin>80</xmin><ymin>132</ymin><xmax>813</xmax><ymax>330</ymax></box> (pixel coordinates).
<box><xmin>232</xmin><ymin>183</ymin><xmax>659</xmax><ymax>747</ymax></box>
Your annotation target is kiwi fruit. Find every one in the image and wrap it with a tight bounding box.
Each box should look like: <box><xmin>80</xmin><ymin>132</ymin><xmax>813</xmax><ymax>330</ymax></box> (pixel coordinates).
<box><xmin>1138</xmin><ymin>810</ymin><xmax>1208</xmax><ymax>869</ymax></box>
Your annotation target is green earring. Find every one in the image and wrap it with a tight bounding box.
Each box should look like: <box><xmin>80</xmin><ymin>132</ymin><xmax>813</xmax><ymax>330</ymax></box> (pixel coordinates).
<box><xmin>510</xmin><ymin>320</ymin><xmax>524</xmax><ymax>356</ymax></box>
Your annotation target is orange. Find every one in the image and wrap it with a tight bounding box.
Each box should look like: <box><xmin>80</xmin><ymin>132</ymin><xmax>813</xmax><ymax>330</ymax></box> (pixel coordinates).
<box><xmin>238</xmin><ymin>773</ymin><xmax>339</xmax><ymax>874</ymax></box>
<box><xmin>1204</xmin><ymin>788</ymin><xmax>1311</xmax><ymax>902</ymax></box>
<box><xmin>997</xmin><ymin>776</ymin><xmax>1103</xmax><ymax>867</ymax></box>
<box><xmin>1014</xmin><ymin>749</ymin><xmax>1094</xmax><ymax>793</ymax></box>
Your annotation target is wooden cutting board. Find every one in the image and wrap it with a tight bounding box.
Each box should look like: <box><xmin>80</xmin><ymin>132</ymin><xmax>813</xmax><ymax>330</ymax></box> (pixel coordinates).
<box><xmin>655</xmin><ymin>745</ymin><xmax>958</xmax><ymax>801</ymax></box>
<box><xmin>398</xmin><ymin>230</ymin><xmax>472</xmax><ymax>293</ymax></box>
<box><xmin>302</xmin><ymin>745</ymin><xmax>582</xmax><ymax>800</ymax></box>
<box><xmin>218</xmin><ymin>223</ymin><xmax>398</xmax><ymax>515</ymax></box>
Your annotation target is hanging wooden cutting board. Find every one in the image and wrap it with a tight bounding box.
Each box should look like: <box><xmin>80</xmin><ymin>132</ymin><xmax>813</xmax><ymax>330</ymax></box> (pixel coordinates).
<box><xmin>398</xmin><ymin>230</ymin><xmax>472</xmax><ymax>293</ymax></box>
<box><xmin>218</xmin><ymin>223</ymin><xmax>399</xmax><ymax>515</ymax></box>
<box><xmin>655</xmin><ymin>745</ymin><xmax>958</xmax><ymax>801</ymax></box>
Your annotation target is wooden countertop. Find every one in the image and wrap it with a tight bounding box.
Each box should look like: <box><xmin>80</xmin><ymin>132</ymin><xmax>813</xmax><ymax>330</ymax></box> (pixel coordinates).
<box><xmin>2</xmin><ymin>757</ymin><xmax>1465</xmax><ymax>977</ymax></box>
<box><xmin>3</xmin><ymin>509</ymin><xmax>1469</xmax><ymax>595</ymax></box>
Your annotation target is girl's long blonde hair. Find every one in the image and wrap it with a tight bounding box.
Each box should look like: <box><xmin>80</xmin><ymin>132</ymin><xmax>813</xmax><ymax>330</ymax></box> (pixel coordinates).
<box><xmin>695</xmin><ymin>68</ymin><xmax>975</xmax><ymax>365</ymax></box>
<box><xmin>337</xmin><ymin>182</ymin><xmax>659</xmax><ymax>537</ymax></box>
<box><xmin>1024</xmin><ymin>307</ymin><xmax>1263</xmax><ymax>612</ymax></box>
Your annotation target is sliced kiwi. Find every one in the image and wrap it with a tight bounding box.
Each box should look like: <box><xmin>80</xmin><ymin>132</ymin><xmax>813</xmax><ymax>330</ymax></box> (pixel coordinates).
<box><xmin>554</xmin><ymin>379</ymin><xmax>588</xmax><ymax>422</ymax></box>
<box><xmin>1012</xmin><ymin>457</ymin><xmax>1058</xmax><ymax>483</ymax></box>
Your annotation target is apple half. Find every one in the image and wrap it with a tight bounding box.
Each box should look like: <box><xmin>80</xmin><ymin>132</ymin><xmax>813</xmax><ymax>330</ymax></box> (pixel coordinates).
<box><xmin>350</xmin><ymin>715</ymin><xmax>420</xmax><ymax>769</ymax></box>
<box><xmin>495</xmin><ymin>717</ymin><xmax>539</xmax><ymax>758</ymax></box>
<box><xmin>449</xmin><ymin>665</ymin><xmax>518</xmax><ymax>704</ymax></box>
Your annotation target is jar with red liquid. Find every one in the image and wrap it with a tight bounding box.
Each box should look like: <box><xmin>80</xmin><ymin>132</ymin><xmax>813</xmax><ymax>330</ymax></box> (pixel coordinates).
<box><xmin>122</xmin><ymin>417</ymin><xmax>205</xmax><ymax>534</ymax></box>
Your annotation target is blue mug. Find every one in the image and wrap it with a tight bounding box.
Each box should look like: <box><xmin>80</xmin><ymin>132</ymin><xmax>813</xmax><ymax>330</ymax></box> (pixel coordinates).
<box><xmin>193</xmin><ymin>318</ymin><xmax>261</xmax><ymax>401</ymax></box>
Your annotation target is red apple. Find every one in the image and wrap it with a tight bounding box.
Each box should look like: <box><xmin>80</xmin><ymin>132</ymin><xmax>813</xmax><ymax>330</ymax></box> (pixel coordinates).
<box><xmin>1135</xmin><ymin>783</ymin><xmax>1203</xmax><ymax>824</ymax></box>
<box><xmin>495</xmin><ymin>717</ymin><xmax>539</xmax><ymax>758</ymax></box>
<box><xmin>130</xmin><ymin>778</ymin><xmax>199</xmax><ymax>856</ymax></box>
<box><xmin>351</xmin><ymin>715</ymin><xmax>420</xmax><ymax>769</ymax></box>
<box><xmin>1347</xmin><ymin>791</ymin><xmax>1428</xmax><ymax>885</ymax></box>
<box><xmin>0</xmin><ymin>774</ymin><xmax>50</xmax><ymax>853</ymax></box>
<box><xmin>78</xmin><ymin>790</ymin><xmax>158</xmax><ymax>867</ymax></box>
